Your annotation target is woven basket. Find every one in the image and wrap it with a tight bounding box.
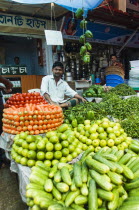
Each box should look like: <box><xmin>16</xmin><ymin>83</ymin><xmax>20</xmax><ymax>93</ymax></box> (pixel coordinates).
<box><xmin>105</xmin><ymin>66</ymin><xmax>124</xmax><ymax>79</ymax></box>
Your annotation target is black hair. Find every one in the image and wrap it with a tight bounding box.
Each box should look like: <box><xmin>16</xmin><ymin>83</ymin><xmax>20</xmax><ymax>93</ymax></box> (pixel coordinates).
<box><xmin>67</xmin><ymin>18</ymin><xmax>77</xmax><ymax>31</ymax></box>
<box><xmin>110</xmin><ymin>54</ymin><xmax>117</xmax><ymax>59</ymax></box>
<box><xmin>52</xmin><ymin>61</ymin><xmax>64</xmax><ymax>69</ymax></box>
<box><xmin>14</xmin><ymin>56</ymin><xmax>20</xmax><ymax>60</ymax></box>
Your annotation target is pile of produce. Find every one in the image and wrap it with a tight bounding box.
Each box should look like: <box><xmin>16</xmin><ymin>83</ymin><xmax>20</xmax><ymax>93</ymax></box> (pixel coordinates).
<box><xmin>4</xmin><ymin>92</ymin><xmax>47</xmax><ymax>108</ymax></box>
<box><xmin>11</xmin><ymin>118</ymin><xmax>132</xmax><ymax>167</ymax></box>
<box><xmin>25</xmin><ymin>139</ymin><xmax>139</xmax><ymax>210</ymax></box>
<box><xmin>108</xmin><ymin>83</ymin><xmax>137</xmax><ymax>96</ymax></box>
<box><xmin>11</xmin><ymin>124</ymin><xmax>82</xmax><ymax>167</ymax></box>
<box><xmin>82</xmin><ymin>85</ymin><xmax>105</xmax><ymax>98</ymax></box>
<box><xmin>2</xmin><ymin>103</ymin><xmax>63</xmax><ymax>134</ymax></box>
<box><xmin>64</xmin><ymin>94</ymin><xmax>139</xmax><ymax>138</ymax></box>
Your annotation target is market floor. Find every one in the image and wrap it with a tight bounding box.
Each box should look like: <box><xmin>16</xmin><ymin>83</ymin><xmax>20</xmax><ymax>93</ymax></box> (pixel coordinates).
<box><xmin>0</xmin><ymin>164</ymin><xmax>28</xmax><ymax>210</ymax></box>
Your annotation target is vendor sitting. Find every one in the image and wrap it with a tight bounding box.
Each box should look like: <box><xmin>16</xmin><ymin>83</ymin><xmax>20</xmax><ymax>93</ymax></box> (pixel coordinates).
<box><xmin>41</xmin><ymin>61</ymin><xmax>86</xmax><ymax>108</ymax></box>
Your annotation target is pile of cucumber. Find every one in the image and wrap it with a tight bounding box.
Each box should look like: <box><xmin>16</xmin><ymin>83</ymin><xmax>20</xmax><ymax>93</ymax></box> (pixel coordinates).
<box><xmin>26</xmin><ymin>139</ymin><xmax>139</xmax><ymax>210</ymax></box>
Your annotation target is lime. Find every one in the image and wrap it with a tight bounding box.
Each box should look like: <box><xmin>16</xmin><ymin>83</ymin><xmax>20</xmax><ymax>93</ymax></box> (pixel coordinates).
<box><xmin>51</xmin><ymin>159</ymin><xmax>59</xmax><ymax>166</ymax></box>
<box><xmin>49</xmin><ymin>135</ymin><xmax>59</xmax><ymax>143</ymax></box>
<box><xmin>54</xmin><ymin>151</ymin><xmax>62</xmax><ymax>159</ymax></box>
<box><xmin>60</xmin><ymin>157</ymin><xmax>67</xmax><ymax>163</ymax></box>
<box><xmin>20</xmin><ymin>157</ymin><xmax>28</xmax><ymax>165</ymax></box>
<box><xmin>44</xmin><ymin>160</ymin><xmax>51</xmax><ymax>167</ymax></box>
<box><xmin>54</xmin><ymin>143</ymin><xmax>62</xmax><ymax>151</ymax></box>
<box><xmin>27</xmin><ymin>159</ymin><xmax>36</xmax><ymax>167</ymax></box>
<box><xmin>46</xmin><ymin>142</ymin><xmax>54</xmax><ymax>152</ymax></box>
<box><xmin>37</xmin><ymin>151</ymin><xmax>45</xmax><ymax>160</ymax></box>
<box><xmin>61</xmin><ymin>141</ymin><xmax>69</xmax><ymax>148</ymax></box>
<box><xmin>28</xmin><ymin>150</ymin><xmax>36</xmax><ymax>159</ymax></box>
<box><xmin>62</xmin><ymin>148</ymin><xmax>69</xmax><ymax>157</ymax></box>
<box><xmin>28</xmin><ymin>142</ymin><xmax>37</xmax><ymax>151</ymax></box>
<box><xmin>45</xmin><ymin>152</ymin><xmax>53</xmax><ymax>160</ymax></box>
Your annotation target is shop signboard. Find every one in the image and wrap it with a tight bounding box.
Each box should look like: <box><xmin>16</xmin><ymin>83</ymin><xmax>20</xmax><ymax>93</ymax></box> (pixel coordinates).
<box><xmin>61</xmin><ymin>14</ymin><xmax>139</xmax><ymax>48</ymax></box>
<box><xmin>0</xmin><ymin>65</ymin><xmax>27</xmax><ymax>75</ymax></box>
<box><xmin>0</xmin><ymin>13</ymin><xmax>46</xmax><ymax>31</ymax></box>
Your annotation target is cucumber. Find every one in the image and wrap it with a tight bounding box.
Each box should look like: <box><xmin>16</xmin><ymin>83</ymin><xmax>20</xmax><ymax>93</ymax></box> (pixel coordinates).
<box><xmin>118</xmin><ymin>153</ymin><xmax>132</xmax><ymax>165</ymax></box>
<box><xmin>133</xmin><ymin>170</ymin><xmax>139</xmax><ymax>180</ymax></box>
<box><xmin>110</xmin><ymin>147</ymin><xmax>118</xmax><ymax>155</ymax></box>
<box><xmin>81</xmin><ymin>183</ymin><xmax>88</xmax><ymax>196</ymax></box>
<box><xmin>29</xmin><ymin>173</ymin><xmax>46</xmax><ymax>186</ymax></box>
<box><xmin>62</xmin><ymin>191</ymin><xmax>69</xmax><ymax>202</ymax></box>
<box><xmin>131</xmin><ymin>163</ymin><xmax>139</xmax><ymax>173</ymax></box>
<box><xmin>61</xmin><ymin>166</ymin><xmax>72</xmax><ymax>186</ymax></box>
<box><xmin>98</xmin><ymin>198</ymin><xmax>103</xmax><ymax>207</ymax></box>
<box><xmin>32</xmin><ymin>205</ymin><xmax>41</xmax><ymax>210</ymax></box>
<box><xmin>129</xmin><ymin>143</ymin><xmax>139</xmax><ymax>152</ymax></box>
<box><xmin>94</xmin><ymin>154</ymin><xmax>116</xmax><ymax>172</ymax></box>
<box><xmin>103</xmin><ymin>148</ymin><xmax>112</xmax><ymax>155</ymax></box>
<box><xmin>26</xmin><ymin>189</ymin><xmax>52</xmax><ymax>199</ymax></box>
<box><xmin>74</xmin><ymin>195</ymin><xmax>88</xmax><ymax>205</ymax></box>
<box><xmin>54</xmin><ymin>171</ymin><xmax>62</xmax><ymax>183</ymax></box>
<box><xmin>35</xmin><ymin>161</ymin><xmax>50</xmax><ymax>171</ymax></box>
<box><xmin>102</xmin><ymin>154</ymin><xmax>117</xmax><ymax>162</ymax></box>
<box><xmin>115</xmin><ymin>150</ymin><xmax>124</xmax><ymax>161</ymax></box>
<box><xmin>90</xmin><ymin>170</ymin><xmax>113</xmax><ymax>191</ymax></box>
<box><xmin>33</xmin><ymin>196</ymin><xmax>52</xmax><ymax>206</ymax></box>
<box><xmin>97</xmin><ymin>189</ymin><xmax>114</xmax><ymax>201</ymax></box>
<box><xmin>108</xmin><ymin>188</ymin><xmax>119</xmax><ymax>210</ymax></box>
<box><xmin>65</xmin><ymin>190</ymin><xmax>80</xmax><ymax>207</ymax></box>
<box><xmin>71</xmin><ymin>203</ymin><xmax>85</xmax><ymax>210</ymax></box>
<box><xmin>55</xmin><ymin>182</ymin><xmax>69</xmax><ymax>193</ymax></box>
<box><xmin>49</xmin><ymin>165</ymin><xmax>58</xmax><ymax>178</ymax></box>
<box><xmin>125</xmin><ymin>179</ymin><xmax>139</xmax><ymax>190</ymax></box>
<box><xmin>73</xmin><ymin>162</ymin><xmax>82</xmax><ymax>188</ymax></box>
<box><xmin>111</xmin><ymin>162</ymin><xmax>123</xmax><ymax>174</ymax></box>
<box><xmin>88</xmin><ymin>179</ymin><xmax>98</xmax><ymax>210</ymax></box>
<box><xmin>52</xmin><ymin>186</ymin><xmax>62</xmax><ymax>201</ymax></box>
<box><xmin>121</xmin><ymin>164</ymin><xmax>134</xmax><ymax>179</ymax></box>
<box><xmin>126</xmin><ymin>157</ymin><xmax>137</xmax><ymax>167</ymax></box>
<box><xmin>26</xmin><ymin>183</ymin><xmax>44</xmax><ymax>191</ymax></box>
<box><xmin>86</xmin><ymin>156</ymin><xmax>109</xmax><ymax>174</ymax></box>
<box><xmin>127</xmin><ymin>157</ymin><xmax>139</xmax><ymax>169</ymax></box>
<box><xmin>44</xmin><ymin>178</ymin><xmax>53</xmax><ymax>192</ymax></box>
<box><xmin>40</xmin><ymin>200</ymin><xmax>55</xmax><ymax>209</ymax></box>
<box><xmin>70</xmin><ymin>178</ymin><xmax>77</xmax><ymax>192</ymax></box>
<box><xmin>81</xmin><ymin>162</ymin><xmax>88</xmax><ymax>183</ymax></box>
<box><xmin>31</xmin><ymin>166</ymin><xmax>49</xmax><ymax>176</ymax></box>
<box><xmin>80</xmin><ymin>148</ymin><xmax>94</xmax><ymax>162</ymax></box>
<box><xmin>48</xmin><ymin>203</ymin><xmax>64</xmax><ymax>210</ymax></box>
<box><xmin>107</xmin><ymin>171</ymin><xmax>122</xmax><ymax>185</ymax></box>
<box><xmin>102</xmin><ymin>174</ymin><xmax>111</xmax><ymax>182</ymax></box>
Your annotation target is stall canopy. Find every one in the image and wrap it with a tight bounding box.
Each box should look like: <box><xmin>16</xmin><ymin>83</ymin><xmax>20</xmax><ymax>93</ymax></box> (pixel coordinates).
<box><xmin>11</xmin><ymin>0</ymin><xmax>104</xmax><ymax>13</ymax></box>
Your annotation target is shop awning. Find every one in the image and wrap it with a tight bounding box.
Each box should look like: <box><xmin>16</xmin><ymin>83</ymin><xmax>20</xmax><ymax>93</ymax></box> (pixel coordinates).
<box><xmin>10</xmin><ymin>0</ymin><xmax>104</xmax><ymax>12</ymax></box>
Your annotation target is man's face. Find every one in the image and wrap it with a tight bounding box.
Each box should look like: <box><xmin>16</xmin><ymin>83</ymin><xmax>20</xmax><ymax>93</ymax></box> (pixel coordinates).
<box><xmin>111</xmin><ymin>56</ymin><xmax>117</xmax><ymax>63</ymax></box>
<box><xmin>52</xmin><ymin>66</ymin><xmax>63</xmax><ymax>78</ymax></box>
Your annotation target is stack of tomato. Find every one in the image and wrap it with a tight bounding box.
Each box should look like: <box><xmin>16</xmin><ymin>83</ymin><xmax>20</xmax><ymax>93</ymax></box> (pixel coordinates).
<box><xmin>4</xmin><ymin>92</ymin><xmax>47</xmax><ymax>108</ymax></box>
<box><xmin>2</xmin><ymin>103</ymin><xmax>64</xmax><ymax>135</ymax></box>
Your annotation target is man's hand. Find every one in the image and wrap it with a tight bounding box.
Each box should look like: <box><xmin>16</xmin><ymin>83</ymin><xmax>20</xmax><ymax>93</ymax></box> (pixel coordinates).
<box><xmin>81</xmin><ymin>97</ymin><xmax>87</xmax><ymax>102</ymax></box>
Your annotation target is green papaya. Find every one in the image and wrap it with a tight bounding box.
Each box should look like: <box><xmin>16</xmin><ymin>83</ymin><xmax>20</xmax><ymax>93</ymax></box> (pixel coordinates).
<box><xmin>75</xmin><ymin>8</ymin><xmax>84</xmax><ymax>18</ymax></box>
<box><xmin>85</xmin><ymin>30</ymin><xmax>93</xmax><ymax>38</ymax></box>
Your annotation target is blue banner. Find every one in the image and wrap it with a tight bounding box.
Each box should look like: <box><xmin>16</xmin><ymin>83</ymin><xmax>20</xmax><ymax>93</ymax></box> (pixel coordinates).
<box><xmin>61</xmin><ymin>16</ymin><xmax>139</xmax><ymax>48</ymax></box>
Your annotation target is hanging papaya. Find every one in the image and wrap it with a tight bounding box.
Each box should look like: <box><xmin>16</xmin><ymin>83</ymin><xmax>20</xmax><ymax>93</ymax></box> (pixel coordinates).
<box><xmin>80</xmin><ymin>20</ymin><xmax>88</xmax><ymax>29</ymax></box>
<box><xmin>80</xmin><ymin>46</ymin><xmax>87</xmax><ymax>56</ymax></box>
<box><xmin>85</xmin><ymin>42</ymin><xmax>92</xmax><ymax>51</ymax></box>
<box><xmin>75</xmin><ymin>8</ymin><xmax>84</xmax><ymax>18</ymax></box>
<box><xmin>85</xmin><ymin>30</ymin><xmax>93</xmax><ymax>38</ymax></box>
<box><xmin>79</xmin><ymin>35</ymin><xmax>86</xmax><ymax>44</ymax></box>
<box><xmin>83</xmin><ymin>53</ymin><xmax>91</xmax><ymax>64</ymax></box>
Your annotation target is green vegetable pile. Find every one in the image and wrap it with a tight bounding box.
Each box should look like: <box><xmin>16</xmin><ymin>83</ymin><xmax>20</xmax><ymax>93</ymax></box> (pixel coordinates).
<box><xmin>109</xmin><ymin>84</ymin><xmax>136</xmax><ymax>96</ymax></box>
<box><xmin>83</xmin><ymin>85</ymin><xmax>105</xmax><ymax>98</ymax></box>
<box><xmin>64</xmin><ymin>95</ymin><xmax>139</xmax><ymax>138</ymax></box>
